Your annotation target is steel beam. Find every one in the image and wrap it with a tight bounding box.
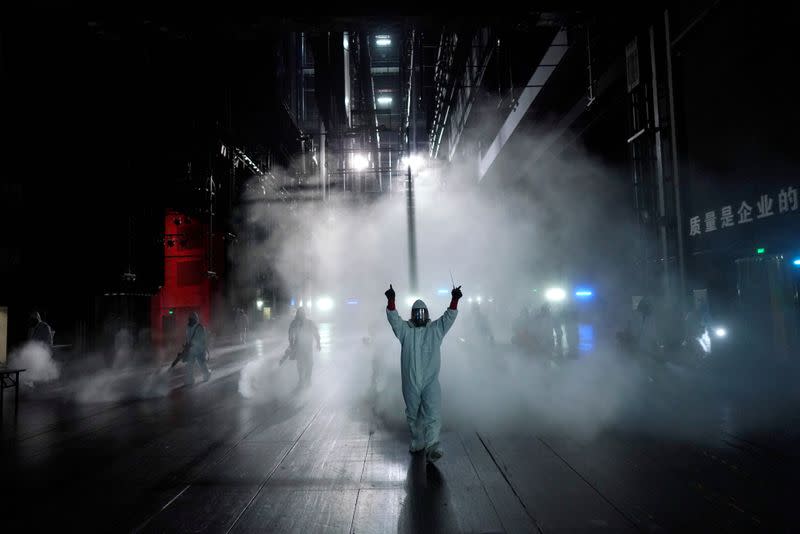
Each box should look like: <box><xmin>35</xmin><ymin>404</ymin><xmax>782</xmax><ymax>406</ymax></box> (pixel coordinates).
<box><xmin>478</xmin><ymin>29</ymin><xmax>568</xmax><ymax>181</ymax></box>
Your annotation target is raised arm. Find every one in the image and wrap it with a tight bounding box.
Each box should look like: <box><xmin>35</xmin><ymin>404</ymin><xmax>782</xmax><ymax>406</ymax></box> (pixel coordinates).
<box><xmin>431</xmin><ymin>285</ymin><xmax>462</xmax><ymax>336</ymax></box>
<box><xmin>384</xmin><ymin>284</ymin><xmax>407</xmax><ymax>339</ymax></box>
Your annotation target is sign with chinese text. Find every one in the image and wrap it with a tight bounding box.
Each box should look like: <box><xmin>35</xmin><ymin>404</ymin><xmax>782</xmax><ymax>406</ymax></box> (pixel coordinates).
<box><xmin>688</xmin><ymin>186</ymin><xmax>798</xmax><ymax>237</ymax></box>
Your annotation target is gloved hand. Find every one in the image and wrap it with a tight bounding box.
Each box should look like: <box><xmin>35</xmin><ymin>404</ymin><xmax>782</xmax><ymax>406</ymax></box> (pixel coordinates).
<box><xmin>385</xmin><ymin>284</ymin><xmax>395</xmax><ymax>300</ymax></box>
<box><xmin>451</xmin><ymin>285</ymin><xmax>463</xmax><ymax>300</ymax></box>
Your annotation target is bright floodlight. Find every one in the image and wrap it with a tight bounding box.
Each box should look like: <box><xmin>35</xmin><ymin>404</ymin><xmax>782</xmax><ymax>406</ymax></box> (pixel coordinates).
<box><xmin>400</xmin><ymin>154</ymin><xmax>425</xmax><ymax>172</ymax></box>
<box><xmin>352</xmin><ymin>153</ymin><xmax>369</xmax><ymax>171</ymax></box>
<box><xmin>575</xmin><ymin>289</ymin><xmax>594</xmax><ymax>298</ymax></box>
<box><xmin>317</xmin><ymin>297</ymin><xmax>334</xmax><ymax>312</ymax></box>
<box><xmin>793</xmin><ymin>258</ymin><xmax>800</xmax><ymax>266</ymax></box>
<box><xmin>405</xmin><ymin>296</ymin><xmax>420</xmax><ymax>307</ymax></box>
<box><xmin>545</xmin><ymin>287</ymin><xmax>566</xmax><ymax>302</ymax></box>
<box><xmin>476</xmin><ymin>296</ymin><xmax>482</xmax><ymax>303</ymax></box>
<box><xmin>714</xmin><ymin>328</ymin><xmax>727</xmax><ymax>338</ymax></box>
<box><xmin>375</xmin><ymin>35</ymin><xmax>391</xmax><ymax>46</ymax></box>
<box><xmin>437</xmin><ymin>288</ymin><xmax>449</xmax><ymax>295</ymax></box>
<box><xmin>376</xmin><ymin>96</ymin><xmax>393</xmax><ymax>106</ymax></box>
<box><xmin>256</xmin><ymin>300</ymin><xmax>264</xmax><ymax>310</ymax></box>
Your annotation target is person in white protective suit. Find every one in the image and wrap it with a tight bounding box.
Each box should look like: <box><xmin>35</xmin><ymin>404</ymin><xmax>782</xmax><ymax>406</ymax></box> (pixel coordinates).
<box><xmin>183</xmin><ymin>311</ymin><xmax>211</xmax><ymax>385</ymax></box>
<box><xmin>288</xmin><ymin>307</ymin><xmax>321</xmax><ymax>389</ymax></box>
<box><xmin>28</xmin><ymin>311</ymin><xmax>54</xmax><ymax>348</ymax></box>
<box><xmin>385</xmin><ymin>284</ymin><xmax>462</xmax><ymax>463</ymax></box>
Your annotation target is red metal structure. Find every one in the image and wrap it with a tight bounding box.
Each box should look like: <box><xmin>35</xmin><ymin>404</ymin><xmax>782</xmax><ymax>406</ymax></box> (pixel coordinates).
<box><xmin>151</xmin><ymin>210</ymin><xmax>218</xmax><ymax>349</ymax></box>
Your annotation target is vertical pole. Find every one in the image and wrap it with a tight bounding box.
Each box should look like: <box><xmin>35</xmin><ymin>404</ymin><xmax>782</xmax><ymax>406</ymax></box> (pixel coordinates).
<box><xmin>649</xmin><ymin>26</ymin><xmax>669</xmax><ymax>296</ymax></box>
<box><xmin>208</xmin><ymin>173</ymin><xmax>214</xmax><ymax>275</ymax></box>
<box><xmin>406</xmin><ymin>166</ymin><xmax>418</xmax><ymax>293</ymax></box>
<box><xmin>15</xmin><ymin>371</ymin><xmax>19</xmax><ymax>421</ymax></box>
<box><xmin>320</xmin><ymin>120</ymin><xmax>327</xmax><ymax>201</ymax></box>
<box><xmin>665</xmin><ymin>10</ymin><xmax>686</xmax><ymax>304</ymax></box>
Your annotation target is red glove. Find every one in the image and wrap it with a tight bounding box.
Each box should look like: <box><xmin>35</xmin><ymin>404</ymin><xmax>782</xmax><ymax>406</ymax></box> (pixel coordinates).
<box><xmin>385</xmin><ymin>284</ymin><xmax>396</xmax><ymax>311</ymax></box>
<box><xmin>450</xmin><ymin>286</ymin><xmax>462</xmax><ymax>310</ymax></box>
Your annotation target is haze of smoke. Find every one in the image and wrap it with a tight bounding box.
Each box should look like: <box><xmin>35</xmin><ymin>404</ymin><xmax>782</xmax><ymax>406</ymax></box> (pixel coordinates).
<box><xmin>70</xmin><ymin>365</ymin><xmax>171</xmax><ymax>404</ymax></box>
<box><xmin>10</xmin><ymin>342</ymin><xmax>60</xmax><ymax>385</ymax></box>
<box><xmin>53</xmin><ymin>314</ymin><xmax>249</xmax><ymax>403</ymax></box>
<box><xmin>238</xmin><ymin>345</ymin><xmax>297</xmax><ymax>402</ymax></box>
<box><xmin>232</xmin><ymin>140</ymin><xmax>796</xmax><ymax>444</ymax></box>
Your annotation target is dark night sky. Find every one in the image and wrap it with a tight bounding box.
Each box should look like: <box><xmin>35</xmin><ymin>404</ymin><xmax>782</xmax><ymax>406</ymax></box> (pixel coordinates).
<box><xmin>2</xmin><ymin>19</ymin><xmax>284</xmax><ymax>298</ymax></box>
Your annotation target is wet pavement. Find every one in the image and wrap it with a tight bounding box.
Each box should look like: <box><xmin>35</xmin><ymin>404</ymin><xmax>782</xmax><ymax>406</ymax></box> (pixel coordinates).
<box><xmin>1</xmin><ymin>328</ymin><xmax>798</xmax><ymax>533</ymax></box>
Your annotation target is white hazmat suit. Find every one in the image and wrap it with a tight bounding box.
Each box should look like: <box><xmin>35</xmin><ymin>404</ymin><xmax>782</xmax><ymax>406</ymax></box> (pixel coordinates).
<box><xmin>387</xmin><ymin>299</ymin><xmax>458</xmax><ymax>460</ymax></box>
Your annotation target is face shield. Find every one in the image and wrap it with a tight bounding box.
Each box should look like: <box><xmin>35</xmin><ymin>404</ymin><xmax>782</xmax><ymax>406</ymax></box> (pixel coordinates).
<box><xmin>410</xmin><ymin>300</ymin><xmax>430</xmax><ymax>327</ymax></box>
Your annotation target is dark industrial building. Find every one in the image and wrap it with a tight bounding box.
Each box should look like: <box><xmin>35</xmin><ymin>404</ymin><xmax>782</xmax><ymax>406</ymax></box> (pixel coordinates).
<box><xmin>1</xmin><ymin>6</ymin><xmax>798</xmax><ymax>532</ymax></box>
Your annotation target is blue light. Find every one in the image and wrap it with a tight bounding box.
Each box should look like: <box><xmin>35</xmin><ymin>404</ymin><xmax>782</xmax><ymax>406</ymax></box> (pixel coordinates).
<box><xmin>346</xmin><ymin>299</ymin><xmax>359</xmax><ymax>305</ymax></box>
<box><xmin>793</xmin><ymin>258</ymin><xmax>800</xmax><ymax>267</ymax></box>
<box><xmin>578</xmin><ymin>324</ymin><xmax>594</xmax><ymax>352</ymax></box>
<box><xmin>575</xmin><ymin>289</ymin><xmax>594</xmax><ymax>298</ymax></box>
<box><xmin>290</xmin><ymin>298</ymin><xmax>296</xmax><ymax>306</ymax></box>
<box><xmin>437</xmin><ymin>288</ymin><xmax>450</xmax><ymax>295</ymax></box>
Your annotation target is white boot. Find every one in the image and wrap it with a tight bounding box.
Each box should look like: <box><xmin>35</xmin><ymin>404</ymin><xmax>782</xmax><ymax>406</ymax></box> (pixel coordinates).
<box><xmin>425</xmin><ymin>442</ymin><xmax>443</xmax><ymax>463</ymax></box>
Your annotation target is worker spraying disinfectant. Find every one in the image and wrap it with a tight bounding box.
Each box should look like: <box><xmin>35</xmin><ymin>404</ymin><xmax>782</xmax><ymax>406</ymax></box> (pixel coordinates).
<box><xmin>170</xmin><ymin>311</ymin><xmax>211</xmax><ymax>385</ymax></box>
<box><xmin>384</xmin><ymin>283</ymin><xmax>461</xmax><ymax>464</ymax></box>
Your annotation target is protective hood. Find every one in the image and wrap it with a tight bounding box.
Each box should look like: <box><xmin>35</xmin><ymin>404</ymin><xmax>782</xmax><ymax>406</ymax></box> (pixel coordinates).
<box><xmin>410</xmin><ymin>299</ymin><xmax>430</xmax><ymax>327</ymax></box>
